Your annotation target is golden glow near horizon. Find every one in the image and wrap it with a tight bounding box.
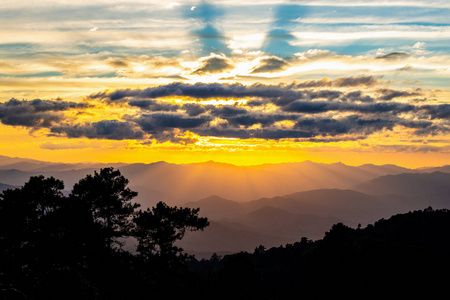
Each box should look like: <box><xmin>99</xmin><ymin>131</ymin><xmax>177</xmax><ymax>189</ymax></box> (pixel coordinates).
<box><xmin>0</xmin><ymin>0</ymin><xmax>449</xmax><ymax>168</ymax></box>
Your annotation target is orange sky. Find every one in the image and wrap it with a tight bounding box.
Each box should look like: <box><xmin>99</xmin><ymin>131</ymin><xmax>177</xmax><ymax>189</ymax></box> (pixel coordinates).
<box><xmin>0</xmin><ymin>1</ymin><xmax>449</xmax><ymax>168</ymax></box>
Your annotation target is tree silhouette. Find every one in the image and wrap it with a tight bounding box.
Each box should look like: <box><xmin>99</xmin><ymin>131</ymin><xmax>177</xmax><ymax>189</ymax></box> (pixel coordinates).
<box><xmin>133</xmin><ymin>201</ymin><xmax>209</xmax><ymax>261</ymax></box>
<box><xmin>0</xmin><ymin>176</ymin><xmax>68</xmax><ymax>294</ymax></box>
<box><xmin>70</xmin><ymin>168</ymin><xmax>140</xmax><ymax>250</ymax></box>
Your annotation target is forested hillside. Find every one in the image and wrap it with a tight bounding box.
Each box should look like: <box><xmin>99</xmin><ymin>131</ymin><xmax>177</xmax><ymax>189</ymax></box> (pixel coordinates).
<box><xmin>1</xmin><ymin>168</ymin><xmax>449</xmax><ymax>299</ymax></box>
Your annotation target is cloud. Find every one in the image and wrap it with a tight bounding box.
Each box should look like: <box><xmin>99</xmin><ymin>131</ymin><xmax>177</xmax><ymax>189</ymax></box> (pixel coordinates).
<box><xmin>343</xmin><ymin>91</ymin><xmax>374</xmax><ymax>103</ymax></box>
<box><xmin>307</xmin><ymin>90</ymin><xmax>342</xmax><ymax>100</ymax></box>
<box><xmin>377</xmin><ymin>88</ymin><xmax>421</xmax><ymax>101</ymax></box>
<box><xmin>225</xmin><ymin>113</ymin><xmax>299</xmax><ymax>127</ymax></box>
<box><xmin>333</xmin><ymin>76</ymin><xmax>379</xmax><ymax>87</ymax></box>
<box><xmin>397</xmin><ymin>64</ymin><xmax>414</xmax><ymax>71</ymax></box>
<box><xmin>91</xmin><ymin>80</ymin><xmax>392</xmax><ymax>106</ymax></box>
<box><xmin>209</xmin><ymin>105</ymin><xmax>248</xmax><ymax>118</ymax></box>
<box><xmin>51</xmin><ymin>120</ymin><xmax>144</xmax><ymax>140</ymax></box>
<box><xmin>292</xmin><ymin>76</ymin><xmax>379</xmax><ymax>88</ymax></box>
<box><xmin>182</xmin><ymin>103</ymin><xmax>207</xmax><ymax>116</ymax></box>
<box><xmin>193</xmin><ymin>127</ymin><xmax>314</xmax><ymax>140</ymax></box>
<box><xmin>134</xmin><ymin>113</ymin><xmax>211</xmax><ymax>132</ymax></box>
<box><xmin>282</xmin><ymin>101</ymin><xmax>339</xmax><ymax>114</ymax></box>
<box><xmin>128</xmin><ymin>99</ymin><xmax>179</xmax><ymax>112</ymax></box>
<box><xmin>420</xmin><ymin>104</ymin><xmax>450</xmax><ymax>120</ymax></box>
<box><xmin>282</xmin><ymin>100</ymin><xmax>415</xmax><ymax>115</ymax></box>
<box><xmin>414</xmin><ymin>125</ymin><xmax>450</xmax><ymax>136</ymax></box>
<box><xmin>376</xmin><ymin>52</ymin><xmax>410</xmax><ymax>60</ymax></box>
<box><xmin>294</xmin><ymin>115</ymin><xmax>396</xmax><ymax>136</ymax></box>
<box><xmin>373</xmin><ymin>144</ymin><xmax>450</xmax><ymax>153</ymax></box>
<box><xmin>190</xmin><ymin>114</ymin><xmax>423</xmax><ymax>140</ymax></box>
<box><xmin>193</xmin><ymin>55</ymin><xmax>233</xmax><ymax>74</ymax></box>
<box><xmin>3</xmin><ymin>83</ymin><xmax>449</xmax><ymax>144</ymax></box>
<box><xmin>251</xmin><ymin>57</ymin><xmax>288</xmax><ymax>73</ymax></box>
<box><xmin>107</xmin><ymin>58</ymin><xmax>129</xmax><ymax>68</ymax></box>
<box><xmin>40</xmin><ymin>141</ymin><xmax>95</xmax><ymax>150</ymax></box>
<box><xmin>90</xmin><ymin>82</ymin><xmax>306</xmax><ymax>103</ymax></box>
<box><xmin>0</xmin><ymin>98</ymin><xmax>91</xmax><ymax>128</ymax></box>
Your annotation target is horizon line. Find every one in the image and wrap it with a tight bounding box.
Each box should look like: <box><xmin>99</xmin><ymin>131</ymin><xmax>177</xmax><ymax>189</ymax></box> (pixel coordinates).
<box><xmin>0</xmin><ymin>154</ymin><xmax>447</xmax><ymax>170</ymax></box>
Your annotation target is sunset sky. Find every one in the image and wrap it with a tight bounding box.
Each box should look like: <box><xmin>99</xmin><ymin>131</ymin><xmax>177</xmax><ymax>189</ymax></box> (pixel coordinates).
<box><xmin>0</xmin><ymin>0</ymin><xmax>449</xmax><ymax>167</ymax></box>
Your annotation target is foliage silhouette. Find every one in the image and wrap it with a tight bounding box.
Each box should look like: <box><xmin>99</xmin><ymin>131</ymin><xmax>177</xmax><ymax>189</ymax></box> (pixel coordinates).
<box><xmin>1</xmin><ymin>168</ymin><xmax>450</xmax><ymax>300</ymax></box>
<box><xmin>70</xmin><ymin>167</ymin><xmax>140</xmax><ymax>250</ymax></box>
<box><xmin>190</xmin><ymin>207</ymin><xmax>450</xmax><ymax>300</ymax></box>
<box><xmin>0</xmin><ymin>168</ymin><xmax>209</xmax><ymax>299</ymax></box>
<box><xmin>0</xmin><ymin>176</ymin><xmax>67</xmax><ymax>292</ymax></box>
<box><xmin>134</xmin><ymin>201</ymin><xmax>209</xmax><ymax>262</ymax></box>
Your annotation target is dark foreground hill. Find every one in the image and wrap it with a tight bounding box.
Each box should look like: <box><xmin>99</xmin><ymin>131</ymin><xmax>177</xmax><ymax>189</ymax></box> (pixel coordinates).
<box><xmin>2</xmin><ymin>166</ymin><xmax>450</xmax><ymax>299</ymax></box>
<box><xmin>1</xmin><ymin>175</ymin><xmax>449</xmax><ymax>300</ymax></box>
<box><xmin>181</xmin><ymin>184</ymin><xmax>444</xmax><ymax>257</ymax></box>
<box><xmin>190</xmin><ymin>207</ymin><xmax>450</xmax><ymax>300</ymax></box>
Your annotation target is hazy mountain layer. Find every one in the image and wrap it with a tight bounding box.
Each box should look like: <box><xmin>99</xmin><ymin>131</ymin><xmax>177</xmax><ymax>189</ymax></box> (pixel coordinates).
<box><xmin>1</xmin><ymin>155</ymin><xmax>448</xmax><ymax>258</ymax></box>
<box><xmin>0</xmin><ymin>155</ymin><xmax>447</xmax><ymax>205</ymax></box>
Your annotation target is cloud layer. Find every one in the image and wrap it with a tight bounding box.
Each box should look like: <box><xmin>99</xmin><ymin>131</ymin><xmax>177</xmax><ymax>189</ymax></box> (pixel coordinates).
<box><xmin>2</xmin><ymin>81</ymin><xmax>448</xmax><ymax>144</ymax></box>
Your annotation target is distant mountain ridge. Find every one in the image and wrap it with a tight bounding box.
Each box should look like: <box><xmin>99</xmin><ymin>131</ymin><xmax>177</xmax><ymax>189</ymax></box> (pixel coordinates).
<box><xmin>0</xmin><ymin>155</ymin><xmax>447</xmax><ymax>206</ymax></box>
<box><xmin>181</xmin><ymin>183</ymin><xmax>448</xmax><ymax>257</ymax></box>
<box><xmin>1</xmin><ymin>155</ymin><xmax>448</xmax><ymax>258</ymax></box>
<box><xmin>354</xmin><ymin>171</ymin><xmax>450</xmax><ymax>206</ymax></box>
<box><xmin>0</xmin><ymin>182</ymin><xmax>17</xmax><ymax>192</ymax></box>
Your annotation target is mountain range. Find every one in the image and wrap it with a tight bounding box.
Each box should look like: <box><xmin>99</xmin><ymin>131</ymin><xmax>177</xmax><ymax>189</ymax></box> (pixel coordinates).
<box><xmin>0</xmin><ymin>155</ymin><xmax>448</xmax><ymax>205</ymax></box>
<box><xmin>0</xmin><ymin>155</ymin><xmax>448</xmax><ymax>258</ymax></box>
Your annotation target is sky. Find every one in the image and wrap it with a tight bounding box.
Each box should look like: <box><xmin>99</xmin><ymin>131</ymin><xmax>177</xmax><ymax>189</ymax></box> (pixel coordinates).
<box><xmin>0</xmin><ymin>0</ymin><xmax>449</xmax><ymax>167</ymax></box>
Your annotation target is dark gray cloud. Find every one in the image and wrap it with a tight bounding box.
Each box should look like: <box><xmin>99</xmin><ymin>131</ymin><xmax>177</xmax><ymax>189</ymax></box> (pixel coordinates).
<box><xmin>92</xmin><ymin>80</ymin><xmax>382</xmax><ymax>106</ymax></box>
<box><xmin>0</xmin><ymin>98</ymin><xmax>91</xmax><ymax>128</ymax></box>
<box><xmin>414</xmin><ymin>125</ymin><xmax>450</xmax><ymax>136</ymax></box>
<box><xmin>307</xmin><ymin>90</ymin><xmax>342</xmax><ymax>100</ymax></box>
<box><xmin>376</xmin><ymin>52</ymin><xmax>410</xmax><ymax>60</ymax></box>
<box><xmin>353</xmin><ymin>102</ymin><xmax>416</xmax><ymax>114</ymax></box>
<box><xmin>294</xmin><ymin>115</ymin><xmax>397</xmax><ymax>136</ymax></box>
<box><xmin>209</xmin><ymin>105</ymin><xmax>248</xmax><ymax>118</ymax></box>
<box><xmin>193</xmin><ymin>127</ymin><xmax>314</xmax><ymax>140</ymax></box>
<box><xmin>89</xmin><ymin>82</ymin><xmax>306</xmax><ymax>104</ymax></box>
<box><xmin>107</xmin><ymin>59</ymin><xmax>128</xmax><ymax>68</ymax></box>
<box><xmin>373</xmin><ymin>144</ymin><xmax>450</xmax><ymax>153</ymax></box>
<box><xmin>282</xmin><ymin>101</ymin><xmax>339</xmax><ymax>114</ymax></box>
<box><xmin>292</xmin><ymin>76</ymin><xmax>379</xmax><ymax>88</ymax></box>
<box><xmin>333</xmin><ymin>76</ymin><xmax>379</xmax><ymax>87</ymax></box>
<box><xmin>377</xmin><ymin>88</ymin><xmax>421</xmax><ymax>101</ymax></box>
<box><xmin>128</xmin><ymin>99</ymin><xmax>179</xmax><ymax>112</ymax></box>
<box><xmin>420</xmin><ymin>104</ymin><xmax>450</xmax><ymax>120</ymax></box>
<box><xmin>226</xmin><ymin>113</ymin><xmax>299</xmax><ymax>128</ymax></box>
<box><xmin>4</xmin><ymin>83</ymin><xmax>449</xmax><ymax>144</ymax></box>
<box><xmin>246</xmin><ymin>100</ymin><xmax>265</xmax><ymax>107</ymax></box>
<box><xmin>134</xmin><ymin>113</ymin><xmax>211</xmax><ymax>132</ymax></box>
<box><xmin>190</xmin><ymin>115</ymin><xmax>413</xmax><ymax>140</ymax></box>
<box><xmin>282</xmin><ymin>100</ymin><xmax>416</xmax><ymax>115</ymax></box>
<box><xmin>398</xmin><ymin>64</ymin><xmax>414</xmax><ymax>71</ymax></box>
<box><xmin>251</xmin><ymin>57</ymin><xmax>288</xmax><ymax>73</ymax></box>
<box><xmin>343</xmin><ymin>91</ymin><xmax>374</xmax><ymax>103</ymax></box>
<box><xmin>193</xmin><ymin>56</ymin><xmax>233</xmax><ymax>74</ymax></box>
<box><xmin>51</xmin><ymin>120</ymin><xmax>144</xmax><ymax>140</ymax></box>
<box><xmin>182</xmin><ymin>103</ymin><xmax>207</xmax><ymax>116</ymax></box>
